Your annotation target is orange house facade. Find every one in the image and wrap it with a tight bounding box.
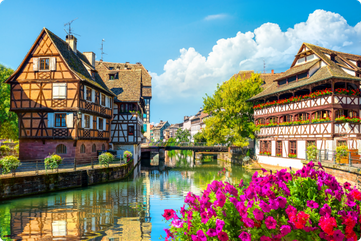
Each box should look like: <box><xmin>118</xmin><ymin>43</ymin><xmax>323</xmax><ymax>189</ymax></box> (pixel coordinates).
<box><xmin>248</xmin><ymin>43</ymin><xmax>361</xmax><ymax>169</ymax></box>
<box><xmin>6</xmin><ymin>28</ymin><xmax>115</xmax><ymax>160</ymax></box>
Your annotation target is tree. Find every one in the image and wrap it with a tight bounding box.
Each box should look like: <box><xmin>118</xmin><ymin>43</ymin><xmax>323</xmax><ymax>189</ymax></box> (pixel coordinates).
<box><xmin>193</xmin><ymin>131</ymin><xmax>206</xmax><ymax>143</ymax></box>
<box><xmin>0</xmin><ymin>65</ymin><xmax>18</xmax><ymax>140</ymax></box>
<box><xmin>202</xmin><ymin>73</ymin><xmax>263</xmax><ymax>147</ymax></box>
<box><xmin>175</xmin><ymin>128</ymin><xmax>191</xmax><ymax>142</ymax></box>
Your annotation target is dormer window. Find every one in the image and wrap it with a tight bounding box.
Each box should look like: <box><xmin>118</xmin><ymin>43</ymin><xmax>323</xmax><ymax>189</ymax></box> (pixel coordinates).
<box><xmin>109</xmin><ymin>74</ymin><xmax>115</xmax><ymax>80</ymax></box>
<box><xmin>330</xmin><ymin>54</ymin><xmax>336</xmax><ymax>61</ymax></box>
<box><xmin>109</xmin><ymin>67</ymin><xmax>114</xmax><ymax>70</ymax></box>
<box><xmin>357</xmin><ymin>61</ymin><xmax>361</xmax><ymax>68</ymax></box>
<box><xmin>40</xmin><ymin>58</ymin><xmax>50</xmax><ymax>70</ymax></box>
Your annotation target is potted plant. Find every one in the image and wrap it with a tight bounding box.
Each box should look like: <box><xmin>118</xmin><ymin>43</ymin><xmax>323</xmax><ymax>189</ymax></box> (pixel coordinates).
<box><xmin>44</xmin><ymin>154</ymin><xmax>63</xmax><ymax>173</ymax></box>
<box><xmin>98</xmin><ymin>152</ymin><xmax>114</xmax><ymax>167</ymax></box>
<box><xmin>306</xmin><ymin>144</ymin><xmax>318</xmax><ymax>161</ymax></box>
<box><xmin>123</xmin><ymin>150</ymin><xmax>133</xmax><ymax>163</ymax></box>
<box><xmin>0</xmin><ymin>155</ymin><xmax>21</xmax><ymax>176</ymax></box>
<box><xmin>336</xmin><ymin>145</ymin><xmax>348</xmax><ymax>164</ymax></box>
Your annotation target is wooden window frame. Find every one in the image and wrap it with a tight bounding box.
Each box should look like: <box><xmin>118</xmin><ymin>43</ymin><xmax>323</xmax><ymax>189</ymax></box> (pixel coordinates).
<box><xmin>80</xmin><ymin>144</ymin><xmax>86</xmax><ymax>153</ymax></box>
<box><xmin>101</xmin><ymin>94</ymin><xmax>106</xmax><ymax>106</ymax></box>
<box><xmin>98</xmin><ymin>118</ymin><xmax>104</xmax><ymax>130</ymax></box>
<box><xmin>55</xmin><ymin>113</ymin><xmax>67</xmax><ymax>127</ymax></box>
<box><xmin>40</xmin><ymin>58</ymin><xmax>50</xmax><ymax>71</ymax></box>
<box><xmin>84</xmin><ymin>115</ymin><xmax>91</xmax><ymax>129</ymax></box>
<box><xmin>56</xmin><ymin>144</ymin><xmax>67</xmax><ymax>154</ymax></box>
<box><xmin>86</xmin><ymin>87</ymin><xmax>92</xmax><ymax>102</ymax></box>
<box><xmin>276</xmin><ymin>141</ymin><xmax>282</xmax><ymax>156</ymax></box>
<box><xmin>306</xmin><ymin>140</ymin><xmax>316</xmax><ymax>147</ymax></box>
<box><xmin>337</xmin><ymin>140</ymin><xmax>347</xmax><ymax>147</ymax></box>
<box><xmin>128</xmin><ymin>125</ymin><xmax>135</xmax><ymax>136</ymax></box>
<box><xmin>289</xmin><ymin>141</ymin><xmax>297</xmax><ymax>156</ymax></box>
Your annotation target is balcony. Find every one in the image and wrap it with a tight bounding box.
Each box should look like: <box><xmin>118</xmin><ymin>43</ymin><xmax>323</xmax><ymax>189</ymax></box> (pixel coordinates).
<box><xmin>256</xmin><ymin>122</ymin><xmax>332</xmax><ymax>137</ymax></box>
<box><xmin>254</xmin><ymin>95</ymin><xmax>361</xmax><ymax>117</ymax></box>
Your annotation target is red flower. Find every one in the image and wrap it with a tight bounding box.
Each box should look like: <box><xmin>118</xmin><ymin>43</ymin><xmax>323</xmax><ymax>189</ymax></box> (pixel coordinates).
<box><xmin>162</xmin><ymin>209</ymin><xmax>176</xmax><ymax>220</ymax></box>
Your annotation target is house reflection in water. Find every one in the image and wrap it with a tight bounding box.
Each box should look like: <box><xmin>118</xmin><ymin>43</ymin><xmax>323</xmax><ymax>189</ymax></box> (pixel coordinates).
<box><xmin>3</xmin><ymin>167</ymin><xmax>151</xmax><ymax>240</ymax></box>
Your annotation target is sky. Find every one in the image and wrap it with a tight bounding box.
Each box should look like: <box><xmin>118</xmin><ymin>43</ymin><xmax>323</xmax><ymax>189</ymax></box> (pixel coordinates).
<box><xmin>1</xmin><ymin>0</ymin><xmax>361</xmax><ymax>124</ymax></box>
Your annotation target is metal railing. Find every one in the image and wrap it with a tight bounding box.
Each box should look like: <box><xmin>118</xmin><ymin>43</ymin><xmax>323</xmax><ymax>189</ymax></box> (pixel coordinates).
<box><xmin>0</xmin><ymin>156</ymin><xmax>130</xmax><ymax>178</ymax></box>
<box><xmin>305</xmin><ymin>149</ymin><xmax>361</xmax><ymax>168</ymax></box>
<box><xmin>145</xmin><ymin>142</ymin><xmax>228</xmax><ymax>147</ymax></box>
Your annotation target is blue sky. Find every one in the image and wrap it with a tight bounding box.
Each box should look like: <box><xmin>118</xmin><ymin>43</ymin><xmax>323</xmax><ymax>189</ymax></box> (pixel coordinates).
<box><xmin>1</xmin><ymin>0</ymin><xmax>361</xmax><ymax>124</ymax></box>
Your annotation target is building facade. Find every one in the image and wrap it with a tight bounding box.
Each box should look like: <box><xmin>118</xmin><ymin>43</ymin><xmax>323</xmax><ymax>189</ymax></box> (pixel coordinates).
<box><xmin>96</xmin><ymin>61</ymin><xmax>146</xmax><ymax>163</ymax></box>
<box><xmin>248</xmin><ymin>43</ymin><xmax>361</xmax><ymax>169</ymax></box>
<box><xmin>95</xmin><ymin>61</ymin><xmax>152</xmax><ymax>141</ymax></box>
<box><xmin>152</xmin><ymin>121</ymin><xmax>170</xmax><ymax>141</ymax></box>
<box><xmin>6</xmin><ymin>28</ymin><xmax>115</xmax><ymax>160</ymax></box>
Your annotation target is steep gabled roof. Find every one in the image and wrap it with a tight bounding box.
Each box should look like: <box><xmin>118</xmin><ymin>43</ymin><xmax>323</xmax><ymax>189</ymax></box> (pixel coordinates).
<box><xmin>248</xmin><ymin>43</ymin><xmax>361</xmax><ymax>101</ymax></box>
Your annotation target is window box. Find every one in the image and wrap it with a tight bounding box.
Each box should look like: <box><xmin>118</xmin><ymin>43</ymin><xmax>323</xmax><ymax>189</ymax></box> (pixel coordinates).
<box><xmin>260</xmin><ymin>151</ymin><xmax>271</xmax><ymax>156</ymax></box>
<box><xmin>288</xmin><ymin>153</ymin><xmax>297</xmax><ymax>158</ymax></box>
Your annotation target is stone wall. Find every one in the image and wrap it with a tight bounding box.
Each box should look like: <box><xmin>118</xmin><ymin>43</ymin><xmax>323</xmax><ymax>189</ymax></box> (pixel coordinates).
<box><xmin>0</xmin><ymin>160</ymin><xmax>136</xmax><ymax>201</ymax></box>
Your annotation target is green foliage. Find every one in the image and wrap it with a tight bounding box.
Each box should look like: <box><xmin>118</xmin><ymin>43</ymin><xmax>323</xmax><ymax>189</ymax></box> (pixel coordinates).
<box><xmin>0</xmin><ymin>155</ymin><xmax>20</xmax><ymax>174</ymax></box>
<box><xmin>0</xmin><ymin>65</ymin><xmax>18</xmax><ymax>140</ymax></box>
<box><xmin>123</xmin><ymin>150</ymin><xmax>133</xmax><ymax>162</ymax></box>
<box><xmin>99</xmin><ymin>152</ymin><xmax>114</xmax><ymax>167</ymax></box>
<box><xmin>44</xmin><ymin>154</ymin><xmax>62</xmax><ymax>171</ymax></box>
<box><xmin>202</xmin><ymin>73</ymin><xmax>263</xmax><ymax>147</ymax></box>
<box><xmin>0</xmin><ymin>145</ymin><xmax>10</xmax><ymax>156</ymax></box>
<box><xmin>175</xmin><ymin>128</ymin><xmax>191</xmax><ymax>142</ymax></box>
<box><xmin>193</xmin><ymin>131</ymin><xmax>207</xmax><ymax>143</ymax></box>
<box><xmin>14</xmin><ymin>144</ymin><xmax>19</xmax><ymax>154</ymax></box>
<box><xmin>165</xmin><ymin>137</ymin><xmax>177</xmax><ymax>147</ymax></box>
<box><xmin>306</xmin><ymin>145</ymin><xmax>318</xmax><ymax>161</ymax></box>
<box><xmin>336</xmin><ymin>145</ymin><xmax>348</xmax><ymax>162</ymax></box>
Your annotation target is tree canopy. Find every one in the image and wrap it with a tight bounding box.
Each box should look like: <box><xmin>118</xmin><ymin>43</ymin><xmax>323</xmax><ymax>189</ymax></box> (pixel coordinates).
<box><xmin>175</xmin><ymin>128</ymin><xmax>191</xmax><ymax>142</ymax></box>
<box><xmin>202</xmin><ymin>73</ymin><xmax>263</xmax><ymax>147</ymax></box>
<box><xmin>0</xmin><ymin>65</ymin><xmax>18</xmax><ymax>140</ymax></box>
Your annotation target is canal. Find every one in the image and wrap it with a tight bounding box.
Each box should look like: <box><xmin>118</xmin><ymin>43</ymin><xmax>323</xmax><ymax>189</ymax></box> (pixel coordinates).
<box><xmin>0</xmin><ymin>151</ymin><xmax>252</xmax><ymax>240</ymax></box>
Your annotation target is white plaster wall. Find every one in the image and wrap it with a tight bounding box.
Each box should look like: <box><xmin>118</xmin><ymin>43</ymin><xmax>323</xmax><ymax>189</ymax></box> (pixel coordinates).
<box><xmin>257</xmin><ymin>155</ymin><xmax>303</xmax><ymax>169</ymax></box>
<box><xmin>271</xmin><ymin>140</ymin><xmax>276</xmax><ymax>156</ymax></box>
<box><xmin>283</xmin><ymin>141</ymin><xmax>288</xmax><ymax>158</ymax></box>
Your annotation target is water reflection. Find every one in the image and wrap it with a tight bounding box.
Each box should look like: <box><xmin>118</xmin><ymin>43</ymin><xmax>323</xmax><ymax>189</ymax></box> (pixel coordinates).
<box><xmin>0</xmin><ymin>151</ymin><xmax>251</xmax><ymax>241</ymax></box>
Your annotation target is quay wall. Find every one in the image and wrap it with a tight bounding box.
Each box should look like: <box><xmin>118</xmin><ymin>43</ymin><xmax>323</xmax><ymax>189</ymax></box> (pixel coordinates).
<box><xmin>0</xmin><ymin>160</ymin><xmax>138</xmax><ymax>201</ymax></box>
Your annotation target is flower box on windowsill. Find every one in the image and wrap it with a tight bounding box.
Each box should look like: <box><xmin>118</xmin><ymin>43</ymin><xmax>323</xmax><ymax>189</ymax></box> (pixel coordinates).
<box><xmin>311</xmin><ymin>121</ymin><xmax>331</xmax><ymax>124</ymax></box>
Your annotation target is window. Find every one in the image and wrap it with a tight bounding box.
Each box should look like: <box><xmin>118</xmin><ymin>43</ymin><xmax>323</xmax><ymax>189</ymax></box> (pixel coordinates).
<box><xmin>128</xmin><ymin>126</ymin><xmax>134</xmax><ymax>136</ymax></box>
<box><xmin>109</xmin><ymin>74</ymin><xmax>115</xmax><ymax>80</ymax></box>
<box><xmin>53</xmin><ymin>83</ymin><xmax>66</xmax><ymax>99</ymax></box>
<box><xmin>256</xmin><ymin>118</ymin><xmax>265</xmax><ymax>125</ymax></box>
<box><xmin>56</xmin><ymin>144</ymin><xmax>67</xmax><ymax>154</ymax></box>
<box><xmin>80</xmin><ymin>144</ymin><xmax>85</xmax><ymax>153</ymax></box>
<box><xmin>297</xmin><ymin>113</ymin><xmax>309</xmax><ymax>121</ymax></box>
<box><xmin>109</xmin><ymin>67</ymin><xmax>114</xmax><ymax>70</ymax></box>
<box><xmin>307</xmin><ymin>140</ymin><xmax>316</xmax><ymax>147</ymax></box>
<box><xmin>337</xmin><ymin>140</ymin><xmax>347</xmax><ymax>147</ymax></box>
<box><xmin>92</xmin><ymin>144</ymin><xmax>96</xmax><ymax>152</ymax></box>
<box><xmin>86</xmin><ymin>87</ymin><xmax>92</xmax><ymax>101</ymax></box>
<box><xmin>101</xmin><ymin>94</ymin><xmax>106</xmax><ymax>106</ymax></box>
<box><xmin>289</xmin><ymin>141</ymin><xmax>297</xmax><ymax>156</ymax></box>
<box><xmin>84</xmin><ymin>115</ymin><xmax>91</xmax><ymax>129</ymax></box>
<box><xmin>55</xmin><ymin>114</ymin><xmax>66</xmax><ymax>127</ymax></box>
<box><xmin>278</xmin><ymin>79</ymin><xmax>287</xmax><ymax>85</ymax></box>
<box><xmin>99</xmin><ymin>118</ymin><xmax>104</xmax><ymax>130</ymax></box>
<box><xmin>260</xmin><ymin>140</ymin><xmax>271</xmax><ymax>153</ymax></box>
<box><xmin>298</xmin><ymin>72</ymin><xmax>308</xmax><ymax>79</ymax></box>
<box><xmin>281</xmin><ymin>115</ymin><xmax>292</xmax><ymax>123</ymax></box>
<box><xmin>102</xmin><ymin>144</ymin><xmax>105</xmax><ymax>150</ymax></box>
<box><xmin>40</xmin><ymin>58</ymin><xmax>50</xmax><ymax>70</ymax></box>
<box><xmin>276</xmin><ymin>141</ymin><xmax>282</xmax><ymax>156</ymax></box>
<box><xmin>288</xmin><ymin>76</ymin><xmax>297</xmax><ymax>83</ymax></box>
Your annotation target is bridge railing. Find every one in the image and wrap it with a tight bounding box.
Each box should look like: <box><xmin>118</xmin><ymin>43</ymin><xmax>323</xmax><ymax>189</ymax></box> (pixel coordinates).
<box><xmin>146</xmin><ymin>142</ymin><xmax>228</xmax><ymax>148</ymax></box>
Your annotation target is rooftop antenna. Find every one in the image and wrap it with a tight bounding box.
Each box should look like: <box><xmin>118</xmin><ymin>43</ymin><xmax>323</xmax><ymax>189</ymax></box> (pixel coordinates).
<box><xmin>100</xmin><ymin>39</ymin><xmax>107</xmax><ymax>61</ymax></box>
<box><xmin>263</xmin><ymin>59</ymin><xmax>266</xmax><ymax>74</ymax></box>
<box><xmin>64</xmin><ymin>18</ymin><xmax>81</xmax><ymax>38</ymax></box>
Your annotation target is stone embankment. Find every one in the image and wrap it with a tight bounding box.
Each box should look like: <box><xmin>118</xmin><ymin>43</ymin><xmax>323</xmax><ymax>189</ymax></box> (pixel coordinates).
<box><xmin>0</xmin><ymin>160</ymin><xmax>138</xmax><ymax>201</ymax></box>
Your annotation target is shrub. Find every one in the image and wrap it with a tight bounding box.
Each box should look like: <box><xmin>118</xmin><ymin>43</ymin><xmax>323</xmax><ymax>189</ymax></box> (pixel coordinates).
<box><xmin>306</xmin><ymin>144</ymin><xmax>318</xmax><ymax>161</ymax></box>
<box><xmin>163</xmin><ymin>161</ymin><xmax>361</xmax><ymax>240</ymax></box>
<box><xmin>99</xmin><ymin>152</ymin><xmax>114</xmax><ymax>167</ymax></box>
<box><xmin>44</xmin><ymin>154</ymin><xmax>62</xmax><ymax>171</ymax></box>
<box><xmin>0</xmin><ymin>155</ymin><xmax>21</xmax><ymax>174</ymax></box>
<box><xmin>14</xmin><ymin>144</ymin><xmax>19</xmax><ymax>154</ymax></box>
<box><xmin>0</xmin><ymin>145</ymin><xmax>10</xmax><ymax>156</ymax></box>
<box><xmin>336</xmin><ymin>145</ymin><xmax>348</xmax><ymax>163</ymax></box>
<box><xmin>123</xmin><ymin>150</ymin><xmax>133</xmax><ymax>162</ymax></box>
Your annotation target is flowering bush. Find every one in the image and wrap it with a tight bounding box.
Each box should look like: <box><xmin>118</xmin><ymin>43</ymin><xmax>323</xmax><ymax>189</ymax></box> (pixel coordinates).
<box><xmin>0</xmin><ymin>145</ymin><xmax>10</xmax><ymax>156</ymax></box>
<box><xmin>260</xmin><ymin>151</ymin><xmax>271</xmax><ymax>156</ymax></box>
<box><xmin>0</xmin><ymin>155</ymin><xmax>21</xmax><ymax>174</ymax></box>
<box><xmin>163</xmin><ymin>161</ymin><xmax>361</xmax><ymax>240</ymax></box>
<box><xmin>336</xmin><ymin>145</ymin><xmax>348</xmax><ymax>163</ymax></box>
<box><xmin>335</xmin><ymin>116</ymin><xmax>361</xmax><ymax>123</ymax></box>
<box><xmin>123</xmin><ymin>150</ymin><xmax>133</xmax><ymax>162</ymax></box>
<box><xmin>288</xmin><ymin>153</ymin><xmax>297</xmax><ymax>158</ymax></box>
<box><xmin>306</xmin><ymin>145</ymin><xmax>318</xmax><ymax>161</ymax></box>
<box><xmin>335</xmin><ymin>88</ymin><xmax>360</xmax><ymax>96</ymax></box>
<box><xmin>98</xmin><ymin>152</ymin><xmax>114</xmax><ymax>167</ymax></box>
<box><xmin>44</xmin><ymin>154</ymin><xmax>62</xmax><ymax>172</ymax></box>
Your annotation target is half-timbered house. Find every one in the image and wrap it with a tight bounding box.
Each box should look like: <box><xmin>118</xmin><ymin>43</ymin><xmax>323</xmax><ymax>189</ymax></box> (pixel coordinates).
<box><xmin>96</xmin><ymin>62</ymin><xmax>146</xmax><ymax>163</ymax></box>
<box><xmin>248</xmin><ymin>43</ymin><xmax>361</xmax><ymax>168</ymax></box>
<box><xmin>5</xmin><ymin>28</ymin><xmax>115</xmax><ymax>160</ymax></box>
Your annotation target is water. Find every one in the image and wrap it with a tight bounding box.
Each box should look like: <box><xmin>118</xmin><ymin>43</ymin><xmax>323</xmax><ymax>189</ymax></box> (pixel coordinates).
<box><xmin>0</xmin><ymin>151</ymin><xmax>252</xmax><ymax>240</ymax></box>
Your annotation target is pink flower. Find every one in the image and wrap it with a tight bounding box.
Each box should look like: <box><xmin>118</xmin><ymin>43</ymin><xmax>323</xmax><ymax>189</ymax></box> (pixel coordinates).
<box><xmin>243</xmin><ymin>217</ymin><xmax>254</xmax><ymax>228</ymax></box>
<box><xmin>239</xmin><ymin>231</ymin><xmax>251</xmax><ymax>241</ymax></box>
<box><xmin>253</xmin><ymin>208</ymin><xmax>264</xmax><ymax>221</ymax></box>
<box><xmin>260</xmin><ymin>236</ymin><xmax>272</xmax><ymax>241</ymax></box>
<box><xmin>217</xmin><ymin>231</ymin><xmax>229</xmax><ymax>241</ymax></box>
<box><xmin>206</xmin><ymin>228</ymin><xmax>217</xmax><ymax>237</ymax></box>
<box><xmin>265</xmin><ymin>216</ymin><xmax>277</xmax><ymax>229</ymax></box>
<box><xmin>196</xmin><ymin>230</ymin><xmax>207</xmax><ymax>241</ymax></box>
<box><xmin>162</xmin><ymin>209</ymin><xmax>176</xmax><ymax>220</ymax></box>
<box><xmin>171</xmin><ymin>219</ymin><xmax>183</xmax><ymax>228</ymax></box>
<box><xmin>280</xmin><ymin>225</ymin><xmax>291</xmax><ymax>237</ymax></box>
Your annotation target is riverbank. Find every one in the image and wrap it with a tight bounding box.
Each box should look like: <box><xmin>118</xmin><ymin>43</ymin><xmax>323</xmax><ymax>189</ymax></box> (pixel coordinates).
<box><xmin>0</xmin><ymin>160</ymin><xmax>138</xmax><ymax>201</ymax></box>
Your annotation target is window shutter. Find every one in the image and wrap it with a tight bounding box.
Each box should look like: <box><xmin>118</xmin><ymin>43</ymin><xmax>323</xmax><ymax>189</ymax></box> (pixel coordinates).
<box><xmin>59</xmin><ymin>84</ymin><xmax>66</xmax><ymax>98</ymax></box>
<box><xmin>103</xmin><ymin>119</ymin><xmax>106</xmax><ymax>131</ymax></box>
<box><xmin>33</xmin><ymin>58</ymin><xmax>39</xmax><ymax>71</ymax></box>
<box><xmin>84</xmin><ymin>86</ymin><xmax>87</xmax><ymax>100</ymax></box>
<box><xmin>50</xmin><ymin>57</ymin><xmax>57</xmax><ymax>71</ymax></box>
<box><xmin>90</xmin><ymin>115</ymin><xmax>93</xmax><ymax>129</ymax></box>
<box><xmin>66</xmin><ymin>113</ymin><xmax>73</xmax><ymax>128</ymax></box>
<box><xmin>97</xmin><ymin>117</ymin><xmax>99</xmax><ymax>129</ymax></box>
<box><xmin>105</xmin><ymin>96</ymin><xmax>108</xmax><ymax>107</ymax></box>
<box><xmin>53</xmin><ymin>84</ymin><xmax>59</xmax><ymax>99</ymax></box>
<box><xmin>92</xmin><ymin>89</ymin><xmax>95</xmax><ymax>102</ymax></box>
<box><xmin>82</xmin><ymin>114</ymin><xmax>85</xmax><ymax>128</ymax></box>
<box><xmin>48</xmin><ymin>113</ymin><xmax>54</xmax><ymax>128</ymax></box>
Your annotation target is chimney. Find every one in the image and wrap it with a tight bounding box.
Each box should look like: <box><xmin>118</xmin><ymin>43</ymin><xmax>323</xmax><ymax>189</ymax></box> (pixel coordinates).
<box><xmin>66</xmin><ymin>35</ymin><xmax>77</xmax><ymax>53</ymax></box>
<box><xmin>271</xmin><ymin>69</ymin><xmax>274</xmax><ymax>74</ymax></box>
<box><xmin>83</xmin><ymin>52</ymin><xmax>95</xmax><ymax>68</ymax></box>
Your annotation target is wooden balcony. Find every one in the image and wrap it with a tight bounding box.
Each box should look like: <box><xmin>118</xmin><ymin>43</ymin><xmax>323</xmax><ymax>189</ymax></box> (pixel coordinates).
<box><xmin>80</xmin><ymin>100</ymin><xmax>112</xmax><ymax>117</ymax></box>
<box><xmin>254</xmin><ymin>95</ymin><xmax>361</xmax><ymax>117</ymax></box>
<box><xmin>257</xmin><ymin>122</ymin><xmax>332</xmax><ymax>136</ymax></box>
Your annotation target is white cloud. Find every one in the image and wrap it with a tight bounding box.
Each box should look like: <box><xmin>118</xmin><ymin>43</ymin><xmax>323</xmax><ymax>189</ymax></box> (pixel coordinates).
<box><xmin>0</xmin><ymin>0</ymin><xmax>4</xmax><ymax>4</ymax></box>
<box><xmin>204</xmin><ymin>14</ymin><xmax>228</xmax><ymax>21</ymax></box>
<box><xmin>153</xmin><ymin>10</ymin><xmax>361</xmax><ymax>102</ymax></box>
<box><xmin>358</xmin><ymin>0</ymin><xmax>361</xmax><ymax>4</ymax></box>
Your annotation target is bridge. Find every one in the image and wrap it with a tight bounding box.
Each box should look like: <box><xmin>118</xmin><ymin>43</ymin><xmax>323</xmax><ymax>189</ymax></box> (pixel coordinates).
<box><xmin>141</xmin><ymin>142</ymin><xmax>229</xmax><ymax>153</ymax></box>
